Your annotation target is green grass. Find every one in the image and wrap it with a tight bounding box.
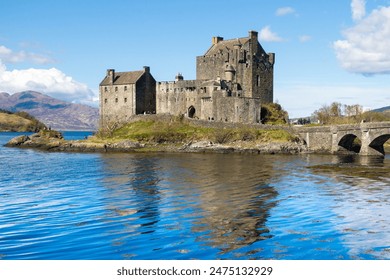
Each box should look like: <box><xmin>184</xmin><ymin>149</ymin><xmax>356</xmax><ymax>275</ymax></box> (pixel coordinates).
<box><xmin>97</xmin><ymin>119</ymin><xmax>298</xmax><ymax>144</ymax></box>
<box><xmin>111</xmin><ymin>120</ymin><xmax>213</xmax><ymax>143</ymax></box>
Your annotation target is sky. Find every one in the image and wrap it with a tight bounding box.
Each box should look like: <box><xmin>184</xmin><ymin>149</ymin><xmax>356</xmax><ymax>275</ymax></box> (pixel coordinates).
<box><xmin>1</xmin><ymin>0</ymin><xmax>390</xmax><ymax>118</ymax></box>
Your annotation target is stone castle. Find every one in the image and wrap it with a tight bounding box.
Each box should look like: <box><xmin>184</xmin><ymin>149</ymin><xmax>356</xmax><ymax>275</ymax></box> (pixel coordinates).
<box><xmin>99</xmin><ymin>30</ymin><xmax>275</xmax><ymax>127</ymax></box>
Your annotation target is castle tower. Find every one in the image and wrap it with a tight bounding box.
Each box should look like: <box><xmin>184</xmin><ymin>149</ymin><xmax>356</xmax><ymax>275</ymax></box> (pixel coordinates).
<box><xmin>225</xmin><ymin>65</ymin><xmax>235</xmax><ymax>82</ymax></box>
<box><xmin>196</xmin><ymin>30</ymin><xmax>274</xmax><ymax>103</ymax></box>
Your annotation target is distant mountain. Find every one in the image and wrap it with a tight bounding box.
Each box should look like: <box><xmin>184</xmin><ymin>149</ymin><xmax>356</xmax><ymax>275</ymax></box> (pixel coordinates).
<box><xmin>0</xmin><ymin>91</ymin><xmax>99</xmax><ymax>131</ymax></box>
<box><xmin>372</xmin><ymin>106</ymin><xmax>390</xmax><ymax>113</ymax></box>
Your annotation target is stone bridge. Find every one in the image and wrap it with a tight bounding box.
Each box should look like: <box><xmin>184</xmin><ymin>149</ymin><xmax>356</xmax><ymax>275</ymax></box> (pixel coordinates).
<box><xmin>294</xmin><ymin>122</ymin><xmax>390</xmax><ymax>157</ymax></box>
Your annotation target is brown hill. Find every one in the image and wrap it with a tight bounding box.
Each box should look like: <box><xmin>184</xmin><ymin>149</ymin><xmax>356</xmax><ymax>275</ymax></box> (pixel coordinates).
<box><xmin>0</xmin><ymin>110</ymin><xmax>46</xmax><ymax>132</ymax></box>
<box><xmin>0</xmin><ymin>91</ymin><xmax>98</xmax><ymax>131</ymax></box>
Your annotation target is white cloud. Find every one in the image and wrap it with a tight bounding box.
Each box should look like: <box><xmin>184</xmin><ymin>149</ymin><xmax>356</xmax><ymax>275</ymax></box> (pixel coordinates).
<box><xmin>0</xmin><ymin>60</ymin><xmax>97</xmax><ymax>106</ymax></box>
<box><xmin>351</xmin><ymin>0</ymin><xmax>366</xmax><ymax>21</ymax></box>
<box><xmin>299</xmin><ymin>35</ymin><xmax>312</xmax><ymax>42</ymax></box>
<box><xmin>259</xmin><ymin>26</ymin><xmax>283</xmax><ymax>42</ymax></box>
<box><xmin>333</xmin><ymin>6</ymin><xmax>390</xmax><ymax>75</ymax></box>
<box><xmin>0</xmin><ymin>45</ymin><xmax>53</xmax><ymax>64</ymax></box>
<box><xmin>276</xmin><ymin>7</ymin><xmax>295</xmax><ymax>16</ymax></box>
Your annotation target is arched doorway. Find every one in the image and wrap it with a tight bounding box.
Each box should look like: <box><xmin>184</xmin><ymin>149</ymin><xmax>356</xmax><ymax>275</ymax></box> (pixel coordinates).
<box><xmin>188</xmin><ymin>106</ymin><xmax>196</xmax><ymax>118</ymax></box>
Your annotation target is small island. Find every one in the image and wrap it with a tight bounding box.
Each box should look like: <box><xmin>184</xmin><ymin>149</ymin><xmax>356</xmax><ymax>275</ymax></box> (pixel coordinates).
<box><xmin>5</xmin><ymin>114</ymin><xmax>306</xmax><ymax>154</ymax></box>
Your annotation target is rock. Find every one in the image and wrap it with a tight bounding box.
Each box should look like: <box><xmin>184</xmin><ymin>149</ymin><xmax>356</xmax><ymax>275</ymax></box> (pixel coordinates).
<box><xmin>108</xmin><ymin>140</ymin><xmax>144</xmax><ymax>149</ymax></box>
<box><xmin>5</xmin><ymin>135</ymin><xmax>30</xmax><ymax>146</ymax></box>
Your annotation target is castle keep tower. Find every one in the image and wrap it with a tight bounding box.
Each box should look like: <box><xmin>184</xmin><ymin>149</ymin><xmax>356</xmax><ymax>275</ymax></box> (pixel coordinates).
<box><xmin>196</xmin><ymin>30</ymin><xmax>275</xmax><ymax>103</ymax></box>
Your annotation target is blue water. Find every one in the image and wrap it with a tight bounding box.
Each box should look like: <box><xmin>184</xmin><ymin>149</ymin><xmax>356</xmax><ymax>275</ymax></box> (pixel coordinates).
<box><xmin>1</xmin><ymin>131</ymin><xmax>389</xmax><ymax>260</ymax></box>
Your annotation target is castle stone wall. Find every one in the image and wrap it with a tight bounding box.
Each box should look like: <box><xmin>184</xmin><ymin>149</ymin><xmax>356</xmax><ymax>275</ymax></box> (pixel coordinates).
<box><xmin>99</xmin><ymin>83</ymin><xmax>137</xmax><ymax>127</ymax></box>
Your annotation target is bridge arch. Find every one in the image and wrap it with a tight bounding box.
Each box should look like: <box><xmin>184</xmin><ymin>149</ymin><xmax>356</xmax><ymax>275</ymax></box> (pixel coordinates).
<box><xmin>368</xmin><ymin>134</ymin><xmax>390</xmax><ymax>156</ymax></box>
<box><xmin>337</xmin><ymin>134</ymin><xmax>362</xmax><ymax>153</ymax></box>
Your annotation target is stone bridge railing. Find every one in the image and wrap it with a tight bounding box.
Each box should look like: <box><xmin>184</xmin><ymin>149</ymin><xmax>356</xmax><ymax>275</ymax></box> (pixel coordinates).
<box><xmin>294</xmin><ymin>122</ymin><xmax>390</xmax><ymax>156</ymax></box>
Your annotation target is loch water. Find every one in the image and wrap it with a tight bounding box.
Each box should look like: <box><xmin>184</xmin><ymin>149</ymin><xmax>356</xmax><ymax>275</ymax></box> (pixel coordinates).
<box><xmin>0</xmin><ymin>132</ymin><xmax>389</xmax><ymax>260</ymax></box>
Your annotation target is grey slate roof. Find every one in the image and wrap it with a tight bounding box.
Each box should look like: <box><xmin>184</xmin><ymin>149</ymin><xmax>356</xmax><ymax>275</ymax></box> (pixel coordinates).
<box><xmin>100</xmin><ymin>70</ymin><xmax>144</xmax><ymax>86</ymax></box>
<box><xmin>204</xmin><ymin>37</ymin><xmax>250</xmax><ymax>56</ymax></box>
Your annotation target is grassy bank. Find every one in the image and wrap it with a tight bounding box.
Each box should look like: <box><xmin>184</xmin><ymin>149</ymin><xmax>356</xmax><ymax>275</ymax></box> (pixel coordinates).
<box><xmin>95</xmin><ymin>117</ymin><xmax>299</xmax><ymax>146</ymax></box>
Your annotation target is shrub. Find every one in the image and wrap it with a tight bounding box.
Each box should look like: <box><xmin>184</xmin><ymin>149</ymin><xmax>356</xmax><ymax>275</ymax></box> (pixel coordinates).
<box><xmin>261</xmin><ymin>103</ymin><xmax>289</xmax><ymax>124</ymax></box>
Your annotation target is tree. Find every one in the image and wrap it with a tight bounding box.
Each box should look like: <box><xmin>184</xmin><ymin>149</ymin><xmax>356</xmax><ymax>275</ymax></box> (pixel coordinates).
<box><xmin>313</xmin><ymin>102</ymin><xmax>343</xmax><ymax>124</ymax></box>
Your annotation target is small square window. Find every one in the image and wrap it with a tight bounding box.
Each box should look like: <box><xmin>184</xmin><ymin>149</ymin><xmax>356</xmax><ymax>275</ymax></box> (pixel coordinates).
<box><xmin>124</xmin><ymin>98</ymin><xmax>127</xmax><ymax>103</ymax></box>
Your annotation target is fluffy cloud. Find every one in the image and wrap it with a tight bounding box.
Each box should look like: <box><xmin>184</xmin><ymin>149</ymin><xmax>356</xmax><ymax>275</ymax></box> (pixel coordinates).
<box><xmin>0</xmin><ymin>60</ymin><xmax>97</xmax><ymax>105</ymax></box>
<box><xmin>333</xmin><ymin>5</ymin><xmax>390</xmax><ymax>75</ymax></box>
<box><xmin>0</xmin><ymin>45</ymin><xmax>53</xmax><ymax>64</ymax></box>
<box><xmin>276</xmin><ymin>7</ymin><xmax>296</xmax><ymax>16</ymax></box>
<box><xmin>259</xmin><ymin>26</ymin><xmax>283</xmax><ymax>42</ymax></box>
<box><xmin>351</xmin><ymin>0</ymin><xmax>366</xmax><ymax>21</ymax></box>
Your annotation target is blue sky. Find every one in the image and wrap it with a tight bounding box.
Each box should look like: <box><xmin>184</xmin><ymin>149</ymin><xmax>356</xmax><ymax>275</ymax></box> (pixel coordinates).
<box><xmin>1</xmin><ymin>0</ymin><xmax>390</xmax><ymax>117</ymax></box>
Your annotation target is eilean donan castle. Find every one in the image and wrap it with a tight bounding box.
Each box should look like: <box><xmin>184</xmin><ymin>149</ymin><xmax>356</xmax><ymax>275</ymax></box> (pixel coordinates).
<box><xmin>99</xmin><ymin>30</ymin><xmax>275</xmax><ymax>127</ymax></box>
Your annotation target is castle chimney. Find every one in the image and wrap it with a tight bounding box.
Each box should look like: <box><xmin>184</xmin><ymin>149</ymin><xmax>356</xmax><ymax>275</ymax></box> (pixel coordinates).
<box><xmin>143</xmin><ymin>66</ymin><xmax>150</xmax><ymax>73</ymax></box>
<box><xmin>212</xmin><ymin>36</ymin><xmax>223</xmax><ymax>45</ymax></box>
<box><xmin>249</xmin><ymin>30</ymin><xmax>258</xmax><ymax>40</ymax></box>
<box><xmin>248</xmin><ymin>30</ymin><xmax>258</xmax><ymax>53</ymax></box>
<box><xmin>107</xmin><ymin>69</ymin><xmax>115</xmax><ymax>84</ymax></box>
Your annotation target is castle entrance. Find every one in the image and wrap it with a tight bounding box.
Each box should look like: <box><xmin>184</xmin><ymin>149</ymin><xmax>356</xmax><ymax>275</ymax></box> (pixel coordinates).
<box><xmin>188</xmin><ymin>106</ymin><xmax>196</xmax><ymax>118</ymax></box>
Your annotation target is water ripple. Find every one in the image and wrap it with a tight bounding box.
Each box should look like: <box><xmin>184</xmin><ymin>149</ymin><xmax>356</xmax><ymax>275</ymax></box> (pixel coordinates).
<box><xmin>1</xmin><ymin>133</ymin><xmax>390</xmax><ymax>259</ymax></box>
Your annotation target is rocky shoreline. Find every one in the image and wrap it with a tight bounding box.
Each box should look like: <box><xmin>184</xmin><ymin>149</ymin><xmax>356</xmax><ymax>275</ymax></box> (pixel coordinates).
<box><xmin>4</xmin><ymin>131</ymin><xmax>307</xmax><ymax>154</ymax></box>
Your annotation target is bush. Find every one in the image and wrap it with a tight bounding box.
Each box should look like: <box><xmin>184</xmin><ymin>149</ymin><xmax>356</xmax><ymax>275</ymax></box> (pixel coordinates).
<box><xmin>213</xmin><ymin>129</ymin><xmax>234</xmax><ymax>144</ymax></box>
<box><xmin>261</xmin><ymin>103</ymin><xmax>289</xmax><ymax>124</ymax></box>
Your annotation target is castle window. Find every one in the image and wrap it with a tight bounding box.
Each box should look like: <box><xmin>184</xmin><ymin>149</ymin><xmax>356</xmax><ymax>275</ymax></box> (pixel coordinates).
<box><xmin>115</xmin><ymin>97</ymin><xmax>118</xmax><ymax>103</ymax></box>
<box><xmin>124</xmin><ymin>86</ymin><xmax>127</xmax><ymax>91</ymax></box>
<box><xmin>115</xmin><ymin>87</ymin><xmax>118</xmax><ymax>92</ymax></box>
<box><xmin>124</xmin><ymin>97</ymin><xmax>127</xmax><ymax>103</ymax></box>
<box><xmin>257</xmin><ymin>75</ymin><xmax>260</xmax><ymax>87</ymax></box>
<box><xmin>104</xmin><ymin>98</ymin><xmax>108</xmax><ymax>104</ymax></box>
<box><xmin>104</xmin><ymin>87</ymin><xmax>107</xmax><ymax>92</ymax></box>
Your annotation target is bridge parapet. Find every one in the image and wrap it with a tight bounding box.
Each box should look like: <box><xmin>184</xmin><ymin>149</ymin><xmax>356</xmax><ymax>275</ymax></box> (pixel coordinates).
<box><xmin>360</xmin><ymin>121</ymin><xmax>390</xmax><ymax>130</ymax></box>
<box><xmin>293</xmin><ymin>122</ymin><xmax>390</xmax><ymax>156</ymax></box>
